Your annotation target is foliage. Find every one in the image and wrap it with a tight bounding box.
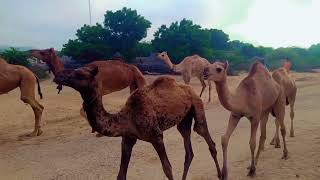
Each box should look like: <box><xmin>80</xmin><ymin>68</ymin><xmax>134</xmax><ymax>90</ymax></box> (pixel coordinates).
<box><xmin>51</xmin><ymin>8</ymin><xmax>320</xmax><ymax>71</ymax></box>
<box><xmin>62</xmin><ymin>7</ymin><xmax>151</xmax><ymax>62</ymax></box>
<box><xmin>0</xmin><ymin>47</ymin><xmax>30</xmax><ymax>67</ymax></box>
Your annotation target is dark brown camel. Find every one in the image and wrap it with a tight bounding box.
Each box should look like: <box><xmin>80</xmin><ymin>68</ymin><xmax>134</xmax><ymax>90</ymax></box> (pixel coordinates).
<box><xmin>30</xmin><ymin>48</ymin><xmax>147</xmax><ymax>136</ymax></box>
<box><xmin>54</xmin><ymin>66</ymin><xmax>221</xmax><ymax>180</ymax></box>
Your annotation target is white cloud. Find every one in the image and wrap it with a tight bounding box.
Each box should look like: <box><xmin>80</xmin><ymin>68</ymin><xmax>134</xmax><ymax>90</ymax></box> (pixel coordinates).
<box><xmin>227</xmin><ymin>0</ymin><xmax>320</xmax><ymax>48</ymax></box>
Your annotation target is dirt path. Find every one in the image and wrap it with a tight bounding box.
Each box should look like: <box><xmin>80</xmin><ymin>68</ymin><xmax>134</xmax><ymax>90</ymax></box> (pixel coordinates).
<box><xmin>0</xmin><ymin>73</ymin><xmax>319</xmax><ymax>180</ymax></box>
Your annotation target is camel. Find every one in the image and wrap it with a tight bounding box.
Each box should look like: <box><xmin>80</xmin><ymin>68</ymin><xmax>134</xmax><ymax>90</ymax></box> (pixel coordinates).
<box><xmin>0</xmin><ymin>58</ymin><xmax>44</xmax><ymax>136</ymax></box>
<box><xmin>30</xmin><ymin>48</ymin><xmax>147</xmax><ymax>135</ymax></box>
<box><xmin>270</xmin><ymin>60</ymin><xmax>297</xmax><ymax>147</ymax></box>
<box><xmin>53</xmin><ymin>66</ymin><xmax>221</xmax><ymax>180</ymax></box>
<box><xmin>203</xmin><ymin>61</ymin><xmax>288</xmax><ymax>179</ymax></box>
<box><xmin>156</xmin><ymin>52</ymin><xmax>212</xmax><ymax>102</ymax></box>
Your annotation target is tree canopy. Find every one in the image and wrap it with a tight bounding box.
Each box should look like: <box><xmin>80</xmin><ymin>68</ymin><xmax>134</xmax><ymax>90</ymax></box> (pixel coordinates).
<box><xmin>58</xmin><ymin>7</ymin><xmax>320</xmax><ymax>72</ymax></box>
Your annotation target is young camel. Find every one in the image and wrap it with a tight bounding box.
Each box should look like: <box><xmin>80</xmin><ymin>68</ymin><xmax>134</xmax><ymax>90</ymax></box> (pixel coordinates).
<box><xmin>0</xmin><ymin>58</ymin><xmax>44</xmax><ymax>136</ymax></box>
<box><xmin>203</xmin><ymin>61</ymin><xmax>288</xmax><ymax>179</ymax></box>
<box><xmin>30</xmin><ymin>48</ymin><xmax>147</xmax><ymax>135</ymax></box>
<box><xmin>270</xmin><ymin>60</ymin><xmax>297</xmax><ymax>147</ymax></box>
<box><xmin>54</xmin><ymin>66</ymin><xmax>221</xmax><ymax>180</ymax></box>
<box><xmin>156</xmin><ymin>52</ymin><xmax>212</xmax><ymax>102</ymax></box>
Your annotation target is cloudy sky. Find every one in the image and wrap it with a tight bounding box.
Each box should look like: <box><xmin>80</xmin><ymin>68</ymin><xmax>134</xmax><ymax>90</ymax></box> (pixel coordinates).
<box><xmin>1</xmin><ymin>0</ymin><xmax>319</xmax><ymax>49</ymax></box>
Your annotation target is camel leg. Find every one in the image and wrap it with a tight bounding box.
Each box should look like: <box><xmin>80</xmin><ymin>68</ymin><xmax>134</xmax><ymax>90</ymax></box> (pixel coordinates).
<box><xmin>151</xmin><ymin>135</ymin><xmax>174</xmax><ymax>180</ymax></box>
<box><xmin>193</xmin><ymin>102</ymin><xmax>221</xmax><ymax>178</ymax></box>
<box><xmin>208</xmin><ymin>80</ymin><xmax>212</xmax><ymax>102</ymax></box>
<box><xmin>21</xmin><ymin>97</ymin><xmax>44</xmax><ymax>137</ymax></box>
<box><xmin>220</xmin><ymin>114</ymin><xmax>240</xmax><ymax>180</ymax></box>
<box><xmin>117</xmin><ymin>137</ymin><xmax>137</xmax><ymax>180</ymax></box>
<box><xmin>289</xmin><ymin>95</ymin><xmax>296</xmax><ymax>137</ymax></box>
<box><xmin>255</xmin><ymin>112</ymin><xmax>269</xmax><ymax>166</ymax></box>
<box><xmin>182</xmin><ymin>72</ymin><xmax>191</xmax><ymax>85</ymax></box>
<box><xmin>247</xmin><ymin>118</ymin><xmax>259</xmax><ymax>177</ymax></box>
<box><xmin>177</xmin><ymin>114</ymin><xmax>194</xmax><ymax>180</ymax></box>
<box><xmin>198</xmin><ymin>76</ymin><xmax>207</xmax><ymax>98</ymax></box>
<box><xmin>274</xmin><ymin>96</ymin><xmax>289</xmax><ymax>159</ymax></box>
<box><xmin>270</xmin><ymin>119</ymin><xmax>281</xmax><ymax>148</ymax></box>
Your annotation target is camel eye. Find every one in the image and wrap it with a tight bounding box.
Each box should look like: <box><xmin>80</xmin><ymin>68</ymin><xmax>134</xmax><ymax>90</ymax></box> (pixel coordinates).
<box><xmin>161</xmin><ymin>54</ymin><xmax>164</xmax><ymax>57</ymax></box>
<box><xmin>216</xmin><ymin>68</ymin><xmax>222</xmax><ymax>73</ymax></box>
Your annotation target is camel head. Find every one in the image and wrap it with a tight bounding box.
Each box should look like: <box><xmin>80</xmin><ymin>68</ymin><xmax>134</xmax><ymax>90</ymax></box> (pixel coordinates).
<box><xmin>30</xmin><ymin>48</ymin><xmax>56</xmax><ymax>64</ymax></box>
<box><xmin>156</xmin><ymin>51</ymin><xmax>172</xmax><ymax>65</ymax></box>
<box><xmin>54</xmin><ymin>66</ymin><xmax>99</xmax><ymax>93</ymax></box>
<box><xmin>283</xmin><ymin>59</ymin><xmax>292</xmax><ymax>72</ymax></box>
<box><xmin>203</xmin><ymin>61</ymin><xmax>229</xmax><ymax>82</ymax></box>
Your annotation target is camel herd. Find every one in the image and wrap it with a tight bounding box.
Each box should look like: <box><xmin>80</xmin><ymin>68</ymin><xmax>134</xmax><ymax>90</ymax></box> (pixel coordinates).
<box><xmin>0</xmin><ymin>48</ymin><xmax>297</xmax><ymax>180</ymax></box>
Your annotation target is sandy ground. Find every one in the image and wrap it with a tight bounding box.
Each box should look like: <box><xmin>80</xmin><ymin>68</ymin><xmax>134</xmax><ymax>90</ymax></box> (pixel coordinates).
<box><xmin>0</xmin><ymin>73</ymin><xmax>320</xmax><ymax>180</ymax></box>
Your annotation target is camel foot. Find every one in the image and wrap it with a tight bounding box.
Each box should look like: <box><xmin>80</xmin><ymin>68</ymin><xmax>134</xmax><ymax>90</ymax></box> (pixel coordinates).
<box><xmin>270</xmin><ymin>138</ymin><xmax>275</xmax><ymax>145</ymax></box>
<box><xmin>220</xmin><ymin>167</ymin><xmax>228</xmax><ymax>180</ymax></box>
<box><xmin>95</xmin><ymin>133</ymin><xmax>104</xmax><ymax>137</ymax></box>
<box><xmin>290</xmin><ymin>131</ymin><xmax>295</xmax><ymax>137</ymax></box>
<box><xmin>282</xmin><ymin>152</ymin><xmax>289</xmax><ymax>160</ymax></box>
<box><xmin>275</xmin><ymin>143</ymin><xmax>281</xmax><ymax>148</ymax></box>
<box><xmin>27</xmin><ymin>129</ymin><xmax>43</xmax><ymax>137</ymax></box>
<box><xmin>247</xmin><ymin>166</ymin><xmax>256</xmax><ymax>177</ymax></box>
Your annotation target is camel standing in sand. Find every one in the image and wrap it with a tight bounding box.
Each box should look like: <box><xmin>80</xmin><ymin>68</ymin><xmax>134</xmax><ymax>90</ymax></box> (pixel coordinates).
<box><xmin>203</xmin><ymin>61</ymin><xmax>288</xmax><ymax>179</ymax></box>
<box><xmin>270</xmin><ymin>60</ymin><xmax>297</xmax><ymax>147</ymax></box>
<box><xmin>54</xmin><ymin>66</ymin><xmax>221</xmax><ymax>180</ymax></box>
<box><xmin>156</xmin><ymin>52</ymin><xmax>212</xmax><ymax>102</ymax></box>
<box><xmin>30</xmin><ymin>48</ymin><xmax>147</xmax><ymax>135</ymax></box>
<box><xmin>0</xmin><ymin>58</ymin><xmax>44</xmax><ymax>136</ymax></box>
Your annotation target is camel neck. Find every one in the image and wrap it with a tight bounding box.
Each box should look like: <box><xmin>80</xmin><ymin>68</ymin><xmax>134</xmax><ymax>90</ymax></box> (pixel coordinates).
<box><xmin>215</xmin><ymin>80</ymin><xmax>238</xmax><ymax>112</ymax></box>
<box><xmin>50</xmin><ymin>56</ymin><xmax>65</xmax><ymax>76</ymax></box>
<box><xmin>81</xmin><ymin>90</ymin><xmax>129</xmax><ymax>137</ymax></box>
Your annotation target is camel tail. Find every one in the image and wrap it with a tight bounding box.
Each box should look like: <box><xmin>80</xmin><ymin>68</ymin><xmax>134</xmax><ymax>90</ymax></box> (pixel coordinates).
<box><xmin>35</xmin><ymin>75</ymin><xmax>43</xmax><ymax>99</ymax></box>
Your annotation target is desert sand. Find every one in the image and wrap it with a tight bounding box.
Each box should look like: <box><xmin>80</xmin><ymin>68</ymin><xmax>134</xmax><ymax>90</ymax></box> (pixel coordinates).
<box><xmin>0</xmin><ymin>73</ymin><xmax>319</xmax><ymax>180</ymax></box>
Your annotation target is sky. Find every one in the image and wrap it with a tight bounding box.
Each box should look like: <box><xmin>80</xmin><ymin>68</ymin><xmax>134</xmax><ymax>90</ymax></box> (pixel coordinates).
<box><xmin>0</xmin><ymin>0</ymin><xmax>319</xmax><ymax>49</ymax></box>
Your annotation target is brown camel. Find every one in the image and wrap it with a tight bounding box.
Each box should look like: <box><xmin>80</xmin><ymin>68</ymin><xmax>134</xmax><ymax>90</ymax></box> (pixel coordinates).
<box><xmin>203</xmin><ymin>61</ymin><xmax>288</xmax><ymax>179</ymax></box>
<box><xmin>0</xmin><ymin>58</ymin><xmax>44</xmax><ymax>136</ymax></box>
<box><xmin>30</xmin><ymin>48</ymin><xmax>147</xmax><ymax>135</ymax></box>
<box><xmin>156</xmin><ymin>52</ymin><xmax>212</xmax><ymax>102</ymax></box>
<box><xmin>54</xmin><ymin>66</ymin><xmax>221</xmax><ymax>180</ymax></box>
<box><xmin>270</xmin><ymin>60</ymin><xmax>297</xmax><ymax>147</ymax></box>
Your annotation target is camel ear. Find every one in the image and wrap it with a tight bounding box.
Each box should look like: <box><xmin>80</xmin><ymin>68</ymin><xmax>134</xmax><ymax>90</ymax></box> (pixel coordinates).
<box><xmin>90</xmin><ymin>67</ymin><xmax>99</xmax><ymax>78</ymax></box>
<box><xmin>223</xmin><ymin>60</ymin><xmax>229</xmax><ymax>70</ymax></box>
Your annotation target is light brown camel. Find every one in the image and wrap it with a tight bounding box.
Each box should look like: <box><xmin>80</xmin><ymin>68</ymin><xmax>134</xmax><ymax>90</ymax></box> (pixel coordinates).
<box><xmin>270</xmin><ymin>60</ymin><xmax>297</xmax><ymax>147</ymax></box>
<box><xmin>54</xmin><ymin>66</ymin><xmax>221</xmax><ymax>180</ymax></box>
<box><xmin>156</xmin><ymin>52</ymin><xmax>212</xmax><ymax>102</ymax></box>
<box><xmin>30</xmin><ymin>48</ymin><xmax>147</xmax><ymax>135</ymax></box>
<box><xmin>0</xmin><ymin>58</ymin><xmax>44</xmax><ymax>136</ymax></box>
<box><xmin>203</xmin><ymin>61</ymin><xmax>288</xmax><ymax>179</ymax></box>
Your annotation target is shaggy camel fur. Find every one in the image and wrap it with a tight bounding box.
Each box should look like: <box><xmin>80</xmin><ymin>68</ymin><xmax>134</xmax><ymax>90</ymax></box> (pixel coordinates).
<box><xmin>204</xmin><ymin>61</ymin><xmax>288</xmax><ymax>179</ymax></box>
<box><xmin>270</xmin><ymin>60</ymin><xmax>297</xmax><ymax>147</ymax></box>
<box><xmin>0</xmin><ymin>58</ymin><xmax>44</xmax><ymax>136</ymax></box>
<box><xmin>54</xmin><ymin>66</ymin><xmax>221</xmax><ymax>180</ymax></box>
<box><xmin>30</xmin><ymin>48</ymin><xmax>147</xmax><ymax>135</ymax></box>
<box><xmin>157</xmin><ymin>52</ymin><xmax>212</xmax><ymax>102</ymax></box>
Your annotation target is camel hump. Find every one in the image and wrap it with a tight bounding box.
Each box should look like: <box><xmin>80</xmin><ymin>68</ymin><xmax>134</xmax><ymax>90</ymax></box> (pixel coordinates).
<box><xmin>248</xmin><ymin>62</ymin><xmax>269</xmax><ymax>77</ymax></box>
<box><xmin>151</xmin><ymin>76</ymin><xmax>176</xmax><ymax>88</ymax></box>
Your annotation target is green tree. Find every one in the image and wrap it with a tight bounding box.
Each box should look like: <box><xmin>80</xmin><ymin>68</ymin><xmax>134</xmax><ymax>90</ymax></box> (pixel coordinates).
<box><xmin>152</xmin><ymin>19</ymin><xmax>211</xmax><ymax>63</ymax></box>
<box><xmin>62</xmin><ymin>7</ymin><xmax>151</xmax><ymax>62</ymax></box>
<box><xmin>208</xmin><ymin>29</ymin><xmax>230</xmax><ymax>50</ymax></box>
<box><xmin>0</xmin><ymin>47</ymin><xmax>30</xmax><ymax>67</ymax></box>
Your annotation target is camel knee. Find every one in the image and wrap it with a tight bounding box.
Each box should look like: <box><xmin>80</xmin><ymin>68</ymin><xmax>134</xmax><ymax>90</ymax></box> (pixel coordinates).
<box><xmin>221</xmin><ymin>135</ymin><xmax>228</xmax><ymax>149</ymax></box>
<box><xmin>290</xmin><ymin>111</ymin><xmax>294</xmax><ymax>120</ymax></box>
<box><xmin>280</xmin><ymin>128</ymin><xmax>286</xmax><ymax>136</ymax></box>
<box><xmin>260</xmin><ymin>134</ymin><xmax>266</xmax><ymax>142</ymax></box>
<box><xmin>20</xmin><ymin>96</ymin><xmax>30</xmax><ymax>104</ymax></box>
